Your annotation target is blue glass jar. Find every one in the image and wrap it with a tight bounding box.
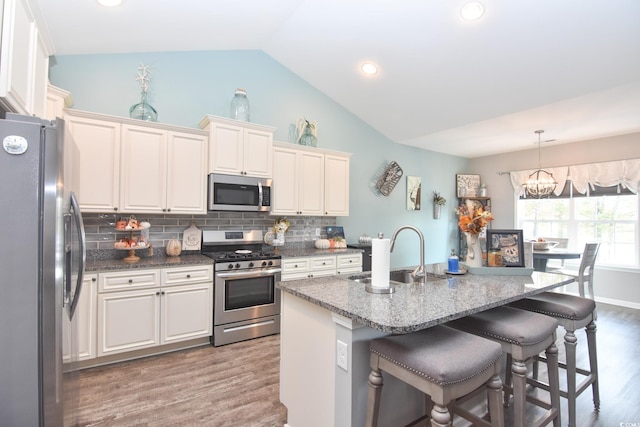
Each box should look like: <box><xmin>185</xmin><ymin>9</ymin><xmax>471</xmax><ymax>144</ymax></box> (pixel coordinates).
<box><xmin>230</xmin><ymin>88</ymin><xmax>250</xmax><ymax>122</ymax></box>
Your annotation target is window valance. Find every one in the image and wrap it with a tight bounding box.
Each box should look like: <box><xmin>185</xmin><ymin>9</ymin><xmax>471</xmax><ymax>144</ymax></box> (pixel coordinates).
<box><xmin>509</xmin><ymin>159</ymin><xmax>640</xmax><ymax>197</ymax></box>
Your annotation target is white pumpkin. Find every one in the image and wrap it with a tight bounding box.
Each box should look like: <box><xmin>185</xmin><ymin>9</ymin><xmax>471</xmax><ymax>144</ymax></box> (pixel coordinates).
<box><xmin>315</xmin><ymin>239</ymin><xmax>331</xmax><ymax>249</ymax></box>
<box><xmin>166</xmin><ymin>239</ymin><xmax>182</xmax><ymax>257</ymax></box>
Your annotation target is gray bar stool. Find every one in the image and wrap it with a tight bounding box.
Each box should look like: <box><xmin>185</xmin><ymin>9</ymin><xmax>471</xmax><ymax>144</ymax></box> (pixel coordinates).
<box><xmin>448</xmin><ymin>306</ymin><xmax>561</xmax><ymax>427</ymax></box>
<box><xmin>510</xmin><ymin>293</ymin><xmax>598</xmax><ymax>427</ymax></box>
<box><xmin>366</xmin><ymin>325</ymin><xmax>505</xmax><ymax>427</ymax></box>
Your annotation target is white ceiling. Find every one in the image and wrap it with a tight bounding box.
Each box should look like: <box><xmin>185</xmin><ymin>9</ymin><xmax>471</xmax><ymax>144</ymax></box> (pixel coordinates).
<box><xmin>34</xmin><ymin>0</ymin><xmax>640</xmax><ymax>158</ymax></box>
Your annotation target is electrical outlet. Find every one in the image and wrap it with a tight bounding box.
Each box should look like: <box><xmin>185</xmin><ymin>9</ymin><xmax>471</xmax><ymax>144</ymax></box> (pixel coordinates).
<box><xmin>315</xmin><ymin>228</ymin><xmax>321</xmax><ymax>236</ymax></box>
<box><xmin>336</xmin><ymin>340</ymin><xmax>348</xmax><ymax>371</ymax></box>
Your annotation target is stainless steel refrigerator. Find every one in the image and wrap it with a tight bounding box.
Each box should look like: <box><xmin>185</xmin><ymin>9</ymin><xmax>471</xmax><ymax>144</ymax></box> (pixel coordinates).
<box><xmin>0</xmin><ymin>113</ymin><xmax>86</xmax><ymax>426</ymax></box>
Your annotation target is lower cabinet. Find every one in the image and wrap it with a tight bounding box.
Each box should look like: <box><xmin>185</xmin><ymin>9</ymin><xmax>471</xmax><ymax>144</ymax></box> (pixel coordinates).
<box><xmin>281</xmin><ymin>253</ymin><xmax>362</xmax><ymax>281</ymax></box>
<box><xmin>63</xmin><ymin>273</ymin><xmax>97</xmax><ymax>363</ymax></box>
<box><xmin>96</xmin><ymin>265</ymin><xmax>213</xmax><ymax>357</ymax></box>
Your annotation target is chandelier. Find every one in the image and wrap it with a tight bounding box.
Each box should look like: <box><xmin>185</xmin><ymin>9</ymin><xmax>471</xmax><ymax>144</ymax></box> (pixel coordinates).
<box><xmin>524</xmin><ymin>130</ymin><xmax>557</xmax><ymax>198</ymax></box>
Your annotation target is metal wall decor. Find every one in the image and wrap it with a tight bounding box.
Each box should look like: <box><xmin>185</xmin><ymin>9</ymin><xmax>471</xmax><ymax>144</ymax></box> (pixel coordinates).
<box><xmin>376</xmin><ymin>161</ymin><xmax>403</xmax><ymax>196</ymax></box>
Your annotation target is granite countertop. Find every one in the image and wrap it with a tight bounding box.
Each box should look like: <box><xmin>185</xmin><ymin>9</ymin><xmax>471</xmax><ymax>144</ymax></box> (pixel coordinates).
<box><xmin>85</xmin><ymin>247</ymin><xmax>363</xmax><ymax>272</ymax></box>
<box><xmin>86</xmin><ymin>254</ymin><xmax>213</xmax><ymax>272</ymax></box>
<box><xmin>277</xmin><ymin>264</ymin><xmax>575</xmax><ymax>334</ymax></box>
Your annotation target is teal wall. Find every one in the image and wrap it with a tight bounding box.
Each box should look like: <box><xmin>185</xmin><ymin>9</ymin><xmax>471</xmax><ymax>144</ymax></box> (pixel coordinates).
<box><xmin>49</xmin><ymin>50</ymin><xmax>468</xmax><ymax>266</ymax></box>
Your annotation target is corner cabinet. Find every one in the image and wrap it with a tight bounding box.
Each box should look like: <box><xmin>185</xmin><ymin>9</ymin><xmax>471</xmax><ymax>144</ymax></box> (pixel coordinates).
<box><xmin>65</xmin><ymin>109</ymin><xmax>208</xmax><ymax>214</ymax></box>
<box><xmin>199</xmin><ymin>115</ymin><xmax>276</xmax><ymax>178</ymax></box>
<box><xmin>272</xmin><ymin>142</ymin><xmax>351</xmax><ymax>216</ymax></box>
<box><xmin>0</xmin><ymin>0</ymin><xmax>52</xmax><ymax>116</ymax></box>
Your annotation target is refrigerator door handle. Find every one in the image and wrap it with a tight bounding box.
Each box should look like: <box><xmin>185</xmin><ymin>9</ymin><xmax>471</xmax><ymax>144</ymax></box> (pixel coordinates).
<box><xmin>66</xmin><ymin>192</ymin><xmax>86</xmax><ymax>319</ymax></box>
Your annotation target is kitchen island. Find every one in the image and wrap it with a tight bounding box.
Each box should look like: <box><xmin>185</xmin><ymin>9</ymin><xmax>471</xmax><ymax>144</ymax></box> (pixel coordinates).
<box><xmin>277</xmin><ymin>265</ymin><xmax>575</xmax><ymax>427</ymax></box>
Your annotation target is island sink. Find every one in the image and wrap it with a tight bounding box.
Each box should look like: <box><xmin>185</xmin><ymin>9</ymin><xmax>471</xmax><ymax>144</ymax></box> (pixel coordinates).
<box><xmin>348</xmin><ymin>269</ymin><xmax>445</xmax><ymax>285</ymax></box>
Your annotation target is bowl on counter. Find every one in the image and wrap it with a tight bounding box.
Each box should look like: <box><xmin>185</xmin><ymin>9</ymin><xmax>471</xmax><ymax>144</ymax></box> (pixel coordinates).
<box><xmin>532</xmin><ymin>241</ymin><xmax>559</xmax><ymax>250</ymax></box>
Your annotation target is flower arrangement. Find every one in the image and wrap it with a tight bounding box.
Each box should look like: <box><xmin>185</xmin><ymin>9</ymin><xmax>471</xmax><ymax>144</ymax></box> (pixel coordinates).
<box><xmin>272</xmin><ymin>217</ymin><xmax>290</xmax><ymax>234</ymax></box>
<box><xmin>433</xmin><ymin>191</ymin><xmax>446</xmax><ymax>206</ymax></box>
<box><xmin>456</xmin><ymin>199</ymin><xmax>494</xmax><ymax>234</ymax></box>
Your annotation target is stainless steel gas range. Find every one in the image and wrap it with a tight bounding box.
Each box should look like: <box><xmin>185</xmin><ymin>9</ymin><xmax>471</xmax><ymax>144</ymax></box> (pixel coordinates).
<box><xmin>202</xmin><ymin>230</ymin><xmax>281</xmax><ymax>346</ymax></box>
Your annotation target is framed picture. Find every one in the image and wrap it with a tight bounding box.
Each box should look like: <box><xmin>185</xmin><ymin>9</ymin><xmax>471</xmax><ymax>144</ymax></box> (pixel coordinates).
<box><xmin>407</xmin><ymin>176</ymin><xmax>422</xmax><ymax>210</ymax></box>
<box><xmin>486</xmin><ymin>229</ymin><xmax>525</xmax><ymax>267</ymax></box>
<box><xmin>456</xmin><ymin>174</ymin><xmax>481</xmax><ymax>197</ymax></box>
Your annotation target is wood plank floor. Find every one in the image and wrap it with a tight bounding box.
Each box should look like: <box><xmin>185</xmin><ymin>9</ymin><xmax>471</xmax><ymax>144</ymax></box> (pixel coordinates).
<box><xmin>77</xmin><ymin>302</ymin><xmax>640</xmax><ymax>426</ymax></box>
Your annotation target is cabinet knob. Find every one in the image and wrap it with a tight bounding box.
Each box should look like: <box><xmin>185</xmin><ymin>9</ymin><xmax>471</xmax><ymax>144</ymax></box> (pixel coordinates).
<box><xmin>156</xmin><ymin>291</ymin><xmax>160</xmax><ymax>295</ymax></box>
<box><xmin>114</xmin><ymin>207</ymin><xmax>118</xmax><ymax>211</ymax></box>
<box><xmin>92</xmin><ymin>277</ymin><xmax>97</xmax><ymax>282</ymax></box>
<box><xmin>167</xmin><ymin>208</ymin><xmax>171</xmax><ymax>212</ymax></box>
<box><xmin>128</xmin><ymin>279</ymin><xmax>133</xmax><ymax>283</ymax></box>
<box><xmin>161</xmin><ymin>291</ymin><xmax>165</xmax><ymax>295</ymax></box>
<box><xmin>186</xmin><ymin>274</ymin><xmax>191</xmax><ymax>278</ymax></box>
<box><xmin>162</xmin><ymin>208</ymin><xmax>167</xmax><ymax>212</ymax></box>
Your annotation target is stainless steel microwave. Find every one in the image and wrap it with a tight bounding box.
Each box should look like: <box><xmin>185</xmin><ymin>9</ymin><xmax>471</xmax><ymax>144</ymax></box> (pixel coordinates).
<box><xmin>208</xmin><ymin>173</ymin><xmax>272</xmax><ymax>212</ymax></box>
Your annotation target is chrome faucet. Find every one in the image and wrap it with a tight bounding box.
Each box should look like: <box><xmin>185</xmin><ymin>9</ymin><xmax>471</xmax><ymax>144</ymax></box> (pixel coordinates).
<box><xmin>390</xmin><ymin>225</ymin><xmax>426</xmax><ymax>281</ymax></box>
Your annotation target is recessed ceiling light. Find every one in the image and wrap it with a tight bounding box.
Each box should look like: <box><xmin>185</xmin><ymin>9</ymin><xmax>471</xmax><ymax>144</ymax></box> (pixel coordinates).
<box><xmin>97</xmin><ymin>0</ymin><xmax>122</xmax><ymax>7</ymax></box>
<box><xmin>460</xmin><ymin>2</ymin><xmax>484</xmax><ymax>21</ymax></box>
<box><xmin>361</xmin><ymin>63</ymin><xmax>378</xmax><ymax>76</ymax></box>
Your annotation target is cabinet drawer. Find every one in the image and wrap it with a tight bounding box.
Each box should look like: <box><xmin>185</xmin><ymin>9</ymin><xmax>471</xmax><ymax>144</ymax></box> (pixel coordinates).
<box><xmin>310</xmin><ymin>256</ymin><xmax>336</xmax><ymax>271</ymax></box>
<box><xmin>282</xmin><ymin>257</ymin><xmax>311</xmax><ymax>273</ymax></box>
<box><xmin>337</xmin><ymin>253</ymin><xmax>362</xmax><ymax>269</ymax></box>
<box><xmin>98</xmin><ymin>269</ymin><xmax>161</xmax><ymax>292</ymax></box>
<box><xmin>161</xmin><ymin>265</ymin><xmax>213</xmax><ymax>286</ymax></box>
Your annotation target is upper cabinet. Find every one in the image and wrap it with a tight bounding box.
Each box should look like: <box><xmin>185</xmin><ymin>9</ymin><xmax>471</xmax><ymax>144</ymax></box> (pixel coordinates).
<box><xmin>46</xmin><ymin>85</ymin><xmax>73</xmax><ymax>121</ymax></box>
<box><xmin>199</xmin><ymin>115</ymin><xmax>276</xmax><ymax>178</ymax></box>
<box><xmin>272</xmin><ymin>142</ymin><xmax>351</xmax><ymax>217</ymax></box>
<box><xmin>0</xmin><ymin>0</ymin><xmax>53</xmax><ymax>116</ymax></box>
<box><xmin>65</xmin><ymin>109</ymin><xmax>207</xmax><ymax>214</ymax></box>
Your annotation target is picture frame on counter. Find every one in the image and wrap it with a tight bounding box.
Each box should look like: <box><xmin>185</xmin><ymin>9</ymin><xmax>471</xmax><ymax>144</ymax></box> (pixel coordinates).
<box><xmin>486</xmin><ymin>229</ymin><xmax>525</xmax><ymax>267</ymax></box>
<box><xmin>456</xmin><ymin>174</ymin><xmax>481</xmax><ymax>197</ymax></box>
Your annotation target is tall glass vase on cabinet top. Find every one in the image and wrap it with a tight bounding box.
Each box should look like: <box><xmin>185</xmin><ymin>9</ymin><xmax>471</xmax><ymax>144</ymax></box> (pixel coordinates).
<box><xmin>230</xmin><ymin>88</ymin><xmax>250</xmax><ymax>122</ymax></box>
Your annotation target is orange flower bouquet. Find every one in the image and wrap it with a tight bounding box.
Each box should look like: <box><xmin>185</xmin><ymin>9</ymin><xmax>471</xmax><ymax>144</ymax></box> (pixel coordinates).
<box><xmin>456</xmin><ymin>199</ymin><xmax>494</xmax><ymax>235</ymax></box>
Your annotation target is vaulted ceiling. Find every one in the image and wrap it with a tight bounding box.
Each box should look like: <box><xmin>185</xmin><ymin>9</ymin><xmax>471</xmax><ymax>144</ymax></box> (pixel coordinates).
<box><xmin>34</xmin><ymin>0</ymin><xmax>640</xmax><ymax>158</ymax></box>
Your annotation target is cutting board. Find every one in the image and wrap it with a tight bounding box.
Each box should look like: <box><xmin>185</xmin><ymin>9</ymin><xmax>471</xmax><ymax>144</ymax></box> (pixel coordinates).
<box><xmin>182</xmin><ymin>222</ymin><xmax>201</xmax><ymax>250</ymax></box>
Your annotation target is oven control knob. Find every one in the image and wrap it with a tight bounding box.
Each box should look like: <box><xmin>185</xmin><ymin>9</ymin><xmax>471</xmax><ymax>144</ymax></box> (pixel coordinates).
<box><xmin>228</xmin><ymin>264</ymin><xmax>234</xmax><ymax>270</ymax></box>
<box><xmin>235</xmin><ymin>263</ymin><xmax>241</xmax><ymax>269</ymax></box>
<box><xmin>268</xmin><ymin>260</ymin><xmax>273</xmax><ymax>266</ymax></box>
<box><xmin>248</xmin><ymin>262</ymin><xmax>254</xmax><ymax>268</ymax></box>
<box><xmin>261</xmin><ymin>261</ymin><xmax>267</xmax><ymax>267</ymax></box>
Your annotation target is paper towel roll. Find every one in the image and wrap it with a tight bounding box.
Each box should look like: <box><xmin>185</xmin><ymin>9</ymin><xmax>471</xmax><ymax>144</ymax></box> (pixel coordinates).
<box><xmin>371</xmin><ymin>238</ymin><xmax>391</xmax><ymax>288</ymax></box>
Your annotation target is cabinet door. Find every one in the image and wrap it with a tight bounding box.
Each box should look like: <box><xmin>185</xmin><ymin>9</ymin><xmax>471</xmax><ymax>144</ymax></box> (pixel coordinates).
<box><xmin>120</xmin><ymin>124</ymin><xmax>168</xmax><ymax>213</ymax></box>
<box><xmin>161</xmin><ymin>283</ymin><xmax>213</xmax><ymax>344</ymax></box>
<box><xmin>281</xmin><ymin>257</ymin><xmax>311</xmax><ymax>281</ymax></box>
<box><xmin>31</xmin><ymin>31</ymin><xmax>49</xmax><ymax>118</ymax></box>
<box><xmin>78</xmin><ymin>275</ymin><xmax>98</xmax><ymax>361</ymax></box>
<box><xmin>272</xmin><ymin>146</ymin><xmax>299</xmax><ymax>215</ymax></box>
<box><xmin>166</xmin><ymin>131</ymin><xmax>207</xmax><ymax>214</ymax></box>
<box><xmin>0</xmin><ymin>0</ymin><xmax>36</xmax><ymax>114</ymax></box>
<box><xmin>209</xmin><ymin>121</ymin><xmax>243</xmax><ymax>175</ymax></box>
<box><xmin>324</xmin><ymin>154</ymin><xmax>350</xmax><ymax>216</ymax></box>
<box><xmin>336</xmin><ymin>253</ymin><xmax>362</xmax><ymax>275</ymax></box>
<box><xmin>298</xmin><ymin>151</ymin><xmax>324</xmax><ymax>216</ymax></box>
<box><xmin>97</xmin><ymin>288</ymin><xmax>160</xmax><ymax>356</ymax></box>
<box><xmin>243</xmin><ymin>128</ymin><xmax>273</xmax><ymax>178</ymax></box>
<box><xmin>66</xmin><ymin>115</ymin><xmax>121</xmax><ymax>212</ymax></box>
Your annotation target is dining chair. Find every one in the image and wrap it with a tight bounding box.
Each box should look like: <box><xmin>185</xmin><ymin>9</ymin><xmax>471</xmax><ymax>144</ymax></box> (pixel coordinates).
<box><xmin>540</xmin><ymin>237</ymin><xmax>569</xmax><ymax>271</ymax></box>
<box><xmin>550</xmin><ymin>242</ymin><xmax>600</xmax><ymax>299</ymax></box>
<box><xmin>510</xmin><ymin>242</ymin><xmax>601</xmax><ymax>427</ymax></box>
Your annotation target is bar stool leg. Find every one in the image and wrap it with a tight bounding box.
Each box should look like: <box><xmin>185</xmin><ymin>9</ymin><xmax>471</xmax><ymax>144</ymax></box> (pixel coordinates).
<box><xmin>586</xmin><ymin>321</ymin><xmax>600</xmax><ymax>410</ymax></box>
<box><xmin>366</xmin><ymin>364</ymin><xmax>383</xmax><ymax>427</ymax></box>
<box><xmin>511</xmin><ymin>358</ymin><xmax>528</xmax><ymax>427</ymax></box>
<box><xmin>430</xmin><ymin>404</ymin><xmax>451</xmax><ymax>427</ymax></box>
<box><xmin>487</xmin><ymin>374</ymin><xmax>505</xmax><ymax>427</ymax></box>
<box><xmin>564</xmin><ymin>330</ymin><xmax>578</xmax><ymax>427</ymax></box>
<box><xmin>503</xmin><ymin>354</ymin><xmax>513</xmax><ymax>407</ymax></box>
<box><xmin>546</xmin><ymin>342</ymin><xmax>561</xmax><ymax>427</ymax></box>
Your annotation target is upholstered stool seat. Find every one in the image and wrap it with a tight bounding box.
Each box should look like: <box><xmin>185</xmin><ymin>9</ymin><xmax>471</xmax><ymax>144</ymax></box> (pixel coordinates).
<box><xmin>510</xmin><ymin>292</ymin><xmax>599</xmax><ymax>427</ymax></box>
<box><xmin>366</xmin><ymin>325</ymin><xmax>505</xmax><ymax>427</ymax></box>
<box><xmin>448</xmin><ymin>306</ymin><xmax>561</xmax><ymax>427</ymax></box>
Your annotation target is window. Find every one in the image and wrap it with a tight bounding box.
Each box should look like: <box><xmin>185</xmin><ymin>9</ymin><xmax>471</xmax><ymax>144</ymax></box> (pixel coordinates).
<box><xmin>517</xmin><ymin>190</ymin><xmax>639</xmax><ymax>267</ymax></box>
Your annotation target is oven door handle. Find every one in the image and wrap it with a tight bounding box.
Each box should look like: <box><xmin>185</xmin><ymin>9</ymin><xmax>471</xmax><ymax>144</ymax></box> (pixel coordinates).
<box><xmin>215</xmin><ymin>268</ymin><xmax>282</xmax><ymax>279</ymax></box>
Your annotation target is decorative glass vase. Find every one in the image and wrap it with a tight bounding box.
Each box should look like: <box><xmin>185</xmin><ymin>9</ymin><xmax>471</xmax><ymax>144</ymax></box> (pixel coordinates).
<box><xmin>230</xmin><ymin>88</ymin><xmax>250</xmax><ymax>122</ymax></box>
<box><xmin>298</xmin><ymin>125</ymin><xmax>317</xmax><ymax>146</ymax></box>
<box><xmin>129</xmin><ymin>93</ymin><xmax>158</xmax><ymax>122</ymax></box>
<box><xmin>464</xmin><ymin>232</ymin><xmax>483</xmax><ymax>268</ymax></box>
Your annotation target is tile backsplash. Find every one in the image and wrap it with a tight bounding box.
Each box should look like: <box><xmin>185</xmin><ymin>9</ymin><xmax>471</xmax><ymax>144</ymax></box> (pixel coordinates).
<box><xmin>83</xmin><ymin>211</ymin><xmax>337</xmax><ymax>252</ymax></box>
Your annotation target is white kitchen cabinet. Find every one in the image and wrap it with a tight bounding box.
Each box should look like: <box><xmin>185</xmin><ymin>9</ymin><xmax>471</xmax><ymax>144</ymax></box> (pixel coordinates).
<box><xmin>200</xmin><ymin>115</ymin><xmax>276</xmax><ymax>178</ymax></box>
<box><xmin>324</xmin><ymin>154</ymin><xmax>350</xmax><ymax>216</ymax></box>
<box><xmin>65</xmin><ymin>109</ymin><xmax>208</xmax><ymax>214</ymax></box>
<box><xmin>45</xmin><ymin>85</ymin><xmax>73</xmax><ymax>121</ymax></box>
<box><xmin>63</xmin><ymin>274</ymin><xmax>97</xmax><ymax>362</ymax></box>
<box><xmin>0</xmin><ymin>0</ymin><xmax>53</xmax><ymax>115</ymax></box>
<box><xmin>65</xmin><ymin>111</ymin><xmax>122</xmax><ymax>213</ymax></box>
<box><xmin>281</xmin><ymin>253</ymin><xmax>361</xmax><ymax>281</ymax></box>
<box><xmin>97</xmin><ymin>266</ymin><xmax>213</xmax><ymax>357</ymax></box>
<box><xmin>272</xmin><ymin>142</ymin><xmax>351</xmax><ymax>216</ymax></box>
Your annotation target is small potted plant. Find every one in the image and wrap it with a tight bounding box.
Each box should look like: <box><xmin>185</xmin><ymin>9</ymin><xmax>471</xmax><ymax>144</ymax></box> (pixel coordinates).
<box><xmin>433</xmin><ymin>192</ymin><xmax>446</xmax><ymax>219</ymax></box>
